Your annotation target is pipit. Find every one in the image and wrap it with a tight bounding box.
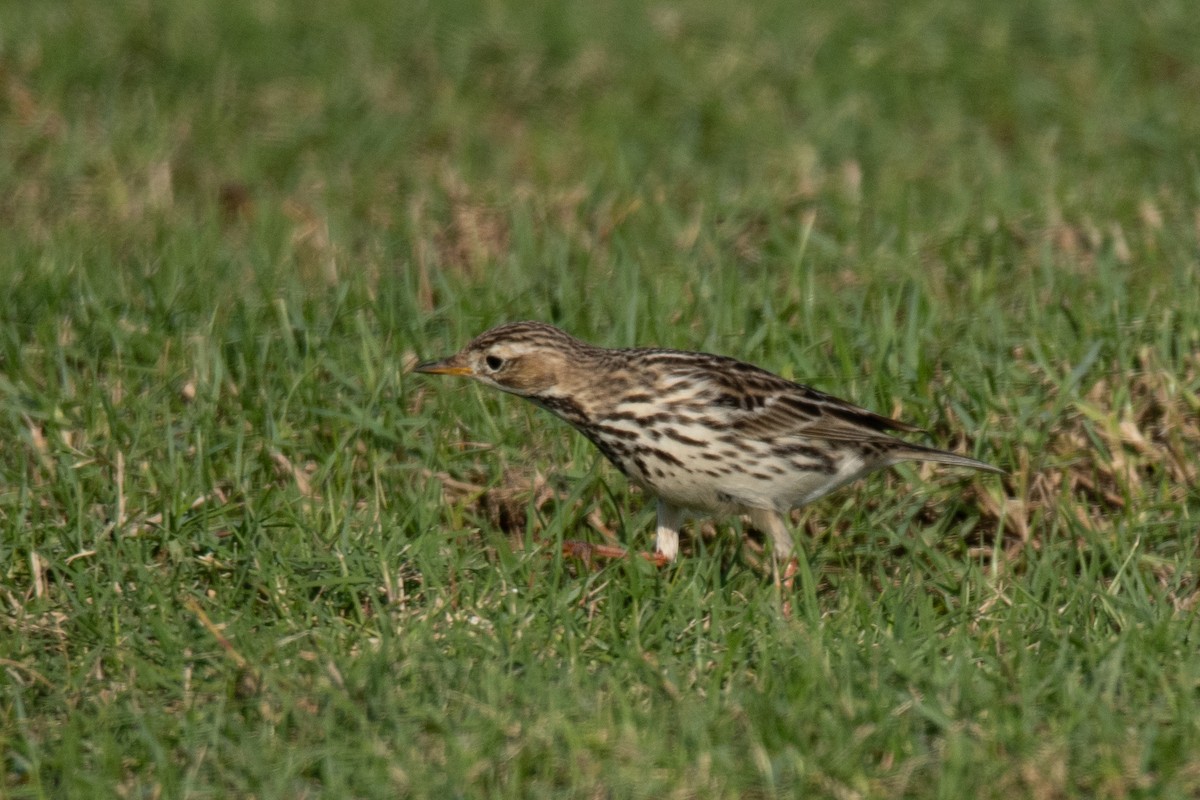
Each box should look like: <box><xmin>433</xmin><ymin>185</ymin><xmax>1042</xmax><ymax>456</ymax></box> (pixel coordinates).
<box><xmin>417</xmin><ymin>322</ymin><xmax>1002</xmax><ymax>566</ymax></box>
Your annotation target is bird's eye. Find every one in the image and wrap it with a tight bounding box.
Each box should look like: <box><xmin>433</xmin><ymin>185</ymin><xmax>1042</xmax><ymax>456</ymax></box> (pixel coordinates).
<box><xmin>485</xmin><ymin>355</ymin><xmax>504</xmax><ymax>371</ymax></box>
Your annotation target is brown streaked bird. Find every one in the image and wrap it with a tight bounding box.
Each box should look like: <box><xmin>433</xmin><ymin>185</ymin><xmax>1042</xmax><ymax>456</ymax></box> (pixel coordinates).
<box><xmin>416</xmin><ymin>322</ymin><xmax>1003</xmax><ymax>565</ymax></box>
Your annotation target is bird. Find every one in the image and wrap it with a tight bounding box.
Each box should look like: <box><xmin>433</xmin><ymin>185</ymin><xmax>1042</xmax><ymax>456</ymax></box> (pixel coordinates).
<box><xmin>415</xmin><ymin>321</ymin><xmax>1003</xmax><ymax>566</ymax></box>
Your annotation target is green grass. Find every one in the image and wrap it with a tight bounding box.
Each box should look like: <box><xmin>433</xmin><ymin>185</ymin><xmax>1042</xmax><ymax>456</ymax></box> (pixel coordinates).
<box><xmin>3</xmin><ymin>0</ymin><xmax>1200</xmax><ymax>797</ymax></box>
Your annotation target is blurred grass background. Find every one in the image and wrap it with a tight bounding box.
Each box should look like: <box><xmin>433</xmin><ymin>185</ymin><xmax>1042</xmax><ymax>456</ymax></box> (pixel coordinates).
<box><xmin>2</xmin><ymin>0</ymin><xmax>1199</xmax><ymax>797</ymax></box>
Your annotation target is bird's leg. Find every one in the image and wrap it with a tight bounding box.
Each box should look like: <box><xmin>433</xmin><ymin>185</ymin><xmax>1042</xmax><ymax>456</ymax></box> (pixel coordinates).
<box><xmin>748</xmin><ymin>508</ymin><xmax>796</xmax><ymax>561</ymax></box>
<box><xmin>748</xmin><ymin>508</ymin><xmax>801</xmax><ymax>613</ymax></box>
<box><xmin>654</xmin><ymin>500</ymin><xmax>685</xmax><ymax>562</ymax></box>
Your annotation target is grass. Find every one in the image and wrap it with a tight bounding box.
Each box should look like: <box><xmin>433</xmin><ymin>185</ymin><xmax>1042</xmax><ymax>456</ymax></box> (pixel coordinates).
<box><xmin>2</xmin><ymin>0</ymin><xmax>1200</xmax><ymax>796</ymax></box>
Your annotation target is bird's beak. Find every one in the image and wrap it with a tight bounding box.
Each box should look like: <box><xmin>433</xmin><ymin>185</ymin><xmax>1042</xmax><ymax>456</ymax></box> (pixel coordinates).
<box><xmin>414</xmin><ymin>356</ymin><xmax>473</xmax><ymax>376</ymax></box>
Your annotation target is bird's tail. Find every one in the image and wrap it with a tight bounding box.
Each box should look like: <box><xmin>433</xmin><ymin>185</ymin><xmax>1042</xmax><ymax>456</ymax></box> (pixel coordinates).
<box><xmin>895</xmin><ymin>442</ymin><xmax>1006</xmax><ymax>475</ymax></box>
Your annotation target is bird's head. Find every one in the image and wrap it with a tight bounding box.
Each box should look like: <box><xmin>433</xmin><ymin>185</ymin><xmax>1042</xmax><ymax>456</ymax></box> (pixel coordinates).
<box><xmin>415</xmin><ymin>322</ymin><xmax>591</xmax><ymax>399</ymax></box>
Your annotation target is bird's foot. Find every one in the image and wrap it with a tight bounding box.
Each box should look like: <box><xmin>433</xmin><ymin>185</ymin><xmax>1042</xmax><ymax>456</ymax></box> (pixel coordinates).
<box><xmin>778</xmin><ymin>557</ymin><xmax>800</xmax><ymax>619</ymax></box>
<box><xmin>561</xmin><ymin>540</ymin><xmax>670</xmax><ymax>568</ymax></box>
<box><xmin>781</xmin><ymin>557</ymin><xmax>799</xmax><ymax>591</ymax></box>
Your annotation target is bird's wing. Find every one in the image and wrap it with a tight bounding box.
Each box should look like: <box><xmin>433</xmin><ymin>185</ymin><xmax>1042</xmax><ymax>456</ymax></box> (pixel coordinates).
<box><xmin>704</xmin><ymin>365</ymin><xmax>921</xmax><ymax>441</ymax></box>
<box><xmin>630</xmin><ymin>348</ymin><xmax>921</xmax><ymax>441</ymax></box>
